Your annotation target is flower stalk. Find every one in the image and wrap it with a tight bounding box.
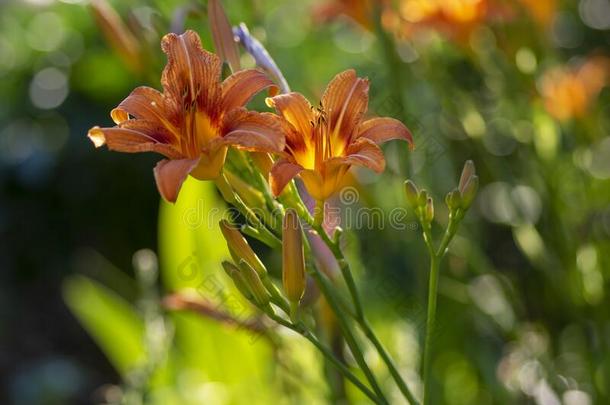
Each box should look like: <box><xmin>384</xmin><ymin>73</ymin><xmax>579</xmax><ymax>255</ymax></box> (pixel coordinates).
<box><xmin>407</xmin><ymin>160</ymin><xmax>479</xmax><ymax>405</ymax></box>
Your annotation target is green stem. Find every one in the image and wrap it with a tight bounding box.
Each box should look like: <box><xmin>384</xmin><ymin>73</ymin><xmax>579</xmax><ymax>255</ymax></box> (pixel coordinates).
<box><xmin>307</xmin><ymin>262</ymin><xmax>389</xmax><ymax>404</ymax></box>
<box><xmin>268</xmin><ymin>313</ymin><xmax>384</xmax><ymax>404</ymax></box>
<box><xmin>289</xmin><ymin>185</ymin><xmax>417</xmax><ymax>404</ymax></box>
<box><xmin>312</xmin><ymin>213</ymin><xmax>418</xmax><ymax>404</ymax></box>
<box><xmin>314</xmin><ymin>199</ymin><xmax>325</xmax><ymax>227</ymax></box>
<box><xmin>435</xmin><ymin>210</ymin><xmax>462</xmax><ymax>258</ymax></box>
<box><xmin>361</xmin><ymin>319</ymin><xmax>419</xmax><ymax>405</ymax></box>
<box><xmin>420</xmin><ymin>209</ymin><xmax>462</xmax><ymax>405</ymax></box>
<box><xmin>422</xmin><ymin>254</ymin><xmax>439</xmax><ymax>405</ymax></box>
<box><xmin>216</xmin><ymin>172</ymin><xmax>281</xmax><ymax>248</ymax></box>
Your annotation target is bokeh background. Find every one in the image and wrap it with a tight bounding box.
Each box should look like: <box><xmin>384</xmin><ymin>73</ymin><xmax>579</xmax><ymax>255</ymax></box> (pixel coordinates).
<box><xmin>1</xmin><ymin>0</ymin><xmax>610</xmax><ymax>404</ymax></box>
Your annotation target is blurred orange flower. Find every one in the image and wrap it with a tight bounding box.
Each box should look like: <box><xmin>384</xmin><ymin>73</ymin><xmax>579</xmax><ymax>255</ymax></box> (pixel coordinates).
<box><xmin>313</xmin><ymin>0</ymin><xmax>380</xmax><ymax>30</ymax></box>
<box><xmin>394</xmin><ymin>0</ymin><xmax>511</xmax><ymax>43</ymax></box>
<box><xmin>88</xmin><ymin>30</ymin><xmax>284</xmax><ymax>202</ymax></box>
<box><xmin>539</xmin><ymin>56</ymin><xmax>609</xmax><ymax>121</ymax></box>
<box><xmin>517</xmin><ymin>0</ymin><xmax>556</xmax><ymax>29</ymax></box>
<box><xmin>267</xmin><ymin>70</ymin><xmax>412</xmax><ymax>201</ymax></box>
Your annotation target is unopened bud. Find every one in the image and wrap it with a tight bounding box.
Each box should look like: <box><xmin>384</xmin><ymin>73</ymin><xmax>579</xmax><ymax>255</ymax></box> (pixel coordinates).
<box><xmin>282</xmin><ymin>209</ymin><xmax>306</xmax><ymax>303</ymax></box>
<box><xmin>425</xmin><ymin>197</ymin><xmax>434</xmax><ymax>223</ymax></box>
<box><xmin>219</xmin><ymin>220</ymin><xmax>267</xmax><ymax>276</ymax></box>
<box><xmin>445</xmin><ymin>189</ymin><xmax>462</xmax><ymax>211</ymax></box>
<box><xmin>224</xmin><ymin>171</ymin><xmax>265</xmax><ymax>209</ymax></box>
<box><xmin>251</xmin><ymin>152</ymin><xmax>274</xmax><ymax>177</ymax></box>
<box><xmin>222</xmin><ymin>261</ymin><xmax>253</xmax><ymax>300</ymax></box>
<box><xmin>459</xmin><ymin>160</ymin><xmax>476</xmax><ymax>194</ymax></box>
<box><xmin>90</xmin><ymin>0</ymin><xmax>142</xmax><ymax>74</ymax></box>
<box><xmin>417</xmin><ymin>189</ymin><xmax>429</xmax><ymax>208</ymax></box>
<box><xmin>238</xmin><ymin>259</ymin><xmax>271</xmax><ymax>307</ymax></box>
<box><xmin>208</xmin><ymin>0</ymin><xmax>241</xmax><ymax>72</ymax></box>
<box><xmin>404</xmin><ymin>180</ymin><xmax>419</xmax><ymax>208</ymax></box>
<box><xmin>460</xmin><ymin>175</ymin><xmax>479</xmax><ymax>209</ymax></box>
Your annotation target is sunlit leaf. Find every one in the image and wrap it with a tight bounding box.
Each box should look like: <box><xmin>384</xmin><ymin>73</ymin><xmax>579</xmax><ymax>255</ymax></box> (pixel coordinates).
<box><xmin>63</xmin><ymin>275</ymin><xmax>146</xmax><ymax>376</ymax></box>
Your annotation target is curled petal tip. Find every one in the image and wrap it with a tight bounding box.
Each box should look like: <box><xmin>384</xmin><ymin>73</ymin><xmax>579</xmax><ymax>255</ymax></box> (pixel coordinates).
<box><xmin>267</xmin><ymin>85</ymin><xmax>280</xmax><ymax>97</ymax></box>
<box><xmin>87</xmin><ymin>127</ymin><xmax>107</xmax><ymax>148</ymax></box>
<box><xmin>153</xmin><ymin>158</ymin><xmax>199</xmax><ymax>203</ymax></box>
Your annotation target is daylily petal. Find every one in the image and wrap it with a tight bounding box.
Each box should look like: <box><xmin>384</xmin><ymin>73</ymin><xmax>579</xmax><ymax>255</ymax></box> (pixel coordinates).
<box><xmin>221</xmin><ymin>69</ymin><xmax>278</xmax><ymax>111</ymax></box>
<box><xmin>87</xmin><ymin>126</ymin><xmax>181</xmax><ymax>159</ymax></box>
<box><xmin>357</xmin><ymin>117</ymin><xmax>413</xmax><ymax>148</ymax></box>
<box><xmin>111</xmin><ymin>86</ymin><xmax>179</xmax><ymax>137</ymax></box>
<box><xmin>118</xmin><ymin>119</ymin><xmax>176</xmax><ymax>144</ymax></box>
<box><xmin>269</xmin><ymin>159</ymin><xmax>303</xmax><ymax>196</ymax></box>
<box><xmin>190</xmin><ymin>145</ymin><xmax>228</xmax><ymax>180</ymax></box>
<box><xmin>154</xmin><ymin>158</ymin><xmax>200</xmax><ymax>203</ymax></box>
<box><xmin>268</xmin><ymin>92</ymin><xmax>314</xmax><ymax>141</ymax></box>
<box><xmin>321</xmin><ymin>69</ymin><xmax>369</xmax><ymax>143</ymax></box>
<box><xmin>328</xmin><ymin>137</ymin><xmax>385</xmax><ymax>173</ymax></box>
<box><xmin>160</xmin><ymin>30</ymin><xmax>222</xmax><ymax>116</ymax></box>
<box><xmin>222</xmin><ymin>109</ymin><xmax>286</xmax><ymax>153</ymax></box>
<box><xmin>300</xmin><ymin>168</ymin><xmax>341</xmax><ymax>201</ymax></box>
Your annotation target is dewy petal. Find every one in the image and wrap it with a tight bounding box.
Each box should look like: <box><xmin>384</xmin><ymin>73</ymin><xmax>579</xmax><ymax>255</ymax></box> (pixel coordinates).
<box><xmin>154</xmin><ymin>158</ymin><xmax>200</xmax><ymax>203</ymax></box>
<box><xmin>221</xmin><ymin>69</ymin><xmax>278</xmax><ymax>111</ymax></box>
<box><xmin>87</xmin><ymin>126</ymin><xmax>181</xmax><ymax>159</ymax></box>
<box><xmin>119</xmin><ymin>119</ymin><xmax>176</xmax><ymax>144</ymax></box>
<box><xmin>111</xmin><ymin>86</ymin><xmax>179</xmax><ymax>137</ymax></box>
<box><xmin>222</xmin><ymin>109</ymin><xmax>286</xmax><ymax>152</ymax></box>
<box><xmin>321</xmin><ymin>69</ymin><xmax>369</xmax><ymax>143</ymax></box>
<box><xmin>269</xmin><ymin>159</ymin><xmax>303</xmax><ymax>196</ymax></box>
<box><xmin>357</xmin><ymin>117</ymin><xmax>413</xmax><ymax>148</ymax></box>
<box><xmin>160</xmin><ymin>30</ymin><xmax>222</xmax><ymax>116</ymax></box>
<box><xmin>328</xmin><ymin>137</ymin><xmax>386</xmax><ymax>173</ymax></box>
<box><xmin>268</xmin><ymin>92</ymin><xmax>314</xmax><ymax>139</ymax></box>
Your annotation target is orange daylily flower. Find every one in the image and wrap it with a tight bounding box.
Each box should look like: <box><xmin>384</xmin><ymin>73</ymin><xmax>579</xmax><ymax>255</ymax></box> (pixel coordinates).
<box><xmin>539</xmin><ymin>56</ymin><xmax>609</xmax><ymax>121</ymax></box>
<box><xmin>267</xmin><ymin>70</ymin><xmax>413</xmax><ymax>201</ymax></box>
<box><xmin>88</xmin><ymin>30</ymin><xmax>285</xmax><ymax>202</ymax></box>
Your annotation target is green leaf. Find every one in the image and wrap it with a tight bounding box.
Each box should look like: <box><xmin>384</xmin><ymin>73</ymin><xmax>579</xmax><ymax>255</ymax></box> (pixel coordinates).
<box><xmin>63</xmin><ymin>275</ymin><xmax>146</xmax><ymax>376</ymax></box>
<box><xmin>158</xmin><ymin>177</ymin><xmax>278</xmax><ymax>403</ymax></box>
<box><xmin>158</xmin><ymin>177</ymin><xmax>230</xmax><ymax>291</ymax></box>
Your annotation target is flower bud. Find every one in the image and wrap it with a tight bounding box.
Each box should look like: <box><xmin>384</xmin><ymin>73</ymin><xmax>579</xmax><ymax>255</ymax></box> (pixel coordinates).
<box><xmin>90</xmin><ymin>0</ymin><xmax>142</xmax><ymax>74</ymax></box>
<box><xmin>222</xmin><ymin>261</ymin><xmax>253</xmax><ymax>300</ymax></box>
<box><xmin>404</xmin><ymin>180</ymin><xmax>419</xmax><ymax>208</ymax></box>
<box><xmin>224</xmin><ymin>171</ymin><xmax>265</xmax><ymax>209</ymax></box>
<box><xmin>219</xmin><ymin>220</ymin><xmax>267</xmax><ymax>276</ymax></box>
<box><xmin>424</xmin><ymin>197</ymin><xmax>434</xmax><ymax>223</ymax></box>
<box><xmin>251</xmin><ymin>152</ymin><xmax>274</xmax><ymax>177</ymax></box>
<box><xmin>208</xmin><ymin>0</ymin><xmax>241</xmax><ymax>73</ymax></box>
<box><xmin>417</xmin><ymin>189</ymin><xmax>429</xmax><ymax>208</ymax></box>
<box><xmin>460</xmin><ymin>175</ymin><xmax>479</xmax><ymax>209</ymax></box>
<box><xmin>445</xmin><ymin>188</ymin><xmax>462</xmax><ymax>211</ymax></box>
<box><xmin>282</xmin><ymin>209</ymin><xmax>306</xmax><ymax>303</ymax></box>
<box><xmin>238</xmin><ymin>259</ymin><xmax>271</xmax><ymax>307</ymax></box>
<box><xmin>459</xmin><ymin>160</ymin><xmax>476</xmax><ymax>194</ymax></box>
